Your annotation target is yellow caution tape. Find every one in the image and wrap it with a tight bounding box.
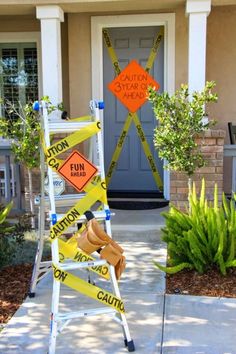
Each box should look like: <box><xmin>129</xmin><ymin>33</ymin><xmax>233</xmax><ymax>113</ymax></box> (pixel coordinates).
<box><xmin>103</xmin><ymin>29</ymin><xmax>121</xmax><ymax>76</ymax></box>
<box><xmin>103</xmin><ymin>28</ymin><xmax>164</xmax><ymax>190</ymax></box>
<box><xmin>145</xmin><ymin>27</ymin><xmax>164</xmax><ymax>73</ymax></box>
<box><xmin>50</xmin><ymin>180</ymin><xmax>106</xmax><ymax>240</ymax></box>
<box><xmin>106</xmin><ymin>112</ymin><xmax>133</xmax><ymax>181</ymax></box>
<box><xmin>84</xmin><ymin>176</ymin><xmax>108</xmax><ymax>205</ymax></box>
<box><xmin>41</xmin><ymin>104</ymin><xmax>128</xmax><ymax>318</ymax></box>
<box><xmin>69</xmin><ymin>115</ymin><xmax>93</xmax><ymax>122</ymax></box>
<box><xmin>58</xmin><ymin>238</ymin><xmax>110</xmax><ymax>280</ymax></box>
<box><xmin>53</xmin><ymin>264</ymin><xmax>125</xmax><ymax>313</ymax></box>
<box><xmin>46</xmin><ymin>122</ymin><xmax>100</xmax><ymax>159</ymax></box>
<box><xmin>132</xmin><ymin>114</ymin><xmax>163</xmax><ymax>188</ymax></box>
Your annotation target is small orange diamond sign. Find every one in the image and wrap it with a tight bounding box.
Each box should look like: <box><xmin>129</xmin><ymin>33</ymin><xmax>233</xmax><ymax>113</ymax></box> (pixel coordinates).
<box><xmin>108</xmin><ymin>60</ymin><xmax>160</xmax><ymax>113</ymax></box>
<box><xmin>58</xmin><ymin>151</ymin><xmax>98</xmax><ymax>192</ymax></box>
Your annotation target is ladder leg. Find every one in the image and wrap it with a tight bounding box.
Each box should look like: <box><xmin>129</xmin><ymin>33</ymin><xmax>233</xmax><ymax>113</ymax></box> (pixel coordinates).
<box><xmin>49</xmin><ymin>279</ymin><xmax>61</xmax><ymax>354</ymax></box>
<box><xmin>104</xmin><ymin>215</ymin><xmax>135</xmax><ymax>351</ymax></box>
<box><xmin>29</xmin><ymin>144</ymin><xmax>47</xmax><ymax>297</ymax></box>
<box><xmin>29</xmin><ymin>206</ymin><xmax>45</xmax><ymax>297</ymax></box>
<box><xmin>109</xmin><ymin>265</ymin><xmax>135</xmax><ymax>352</ymax></box>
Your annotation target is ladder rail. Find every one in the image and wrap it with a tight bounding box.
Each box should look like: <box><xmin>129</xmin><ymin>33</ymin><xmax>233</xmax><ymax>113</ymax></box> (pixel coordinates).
<box><xmin>34</xmin><ymin>100</ymin><xmax>134</xmax><ymax>353</ymax></box>
<box><xmin>41</xmin><ymin>102</ymin><xmax>61</xmax><ymax>354</ymax></box>
<box><xmin>92</xmin><ymin>101</ymin><xmax>133</xmax><ymax>345</ymax></box>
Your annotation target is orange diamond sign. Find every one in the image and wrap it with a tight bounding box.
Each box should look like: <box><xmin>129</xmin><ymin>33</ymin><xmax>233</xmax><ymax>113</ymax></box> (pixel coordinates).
<box><xmin>108</xmin><ymin>60</ymin><xmax>160</xmax><ymax>113</ymax></box>
<box><xmin>58</xmin><ymin>151</ymin><xmax>98</xmax><ymax>192</ymax></box>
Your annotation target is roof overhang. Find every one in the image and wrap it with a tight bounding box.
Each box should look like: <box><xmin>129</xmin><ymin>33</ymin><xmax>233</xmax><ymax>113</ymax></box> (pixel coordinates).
<box><xmin>0</xmin><ymin>0</ymin><xmax>235</xmax><ymax>16</ymax></box>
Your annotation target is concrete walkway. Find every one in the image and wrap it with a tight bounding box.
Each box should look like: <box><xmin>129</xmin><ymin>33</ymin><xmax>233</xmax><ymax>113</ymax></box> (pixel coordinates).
<box><xmin>1</xmin><ymin>207</ymin><xmax>236</xmax><ymax>354</ymax></box>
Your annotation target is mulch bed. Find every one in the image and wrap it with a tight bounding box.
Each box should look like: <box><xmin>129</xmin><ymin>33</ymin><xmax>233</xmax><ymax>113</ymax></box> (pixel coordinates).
<box><xmin>166</xmin><ymin>267</ymin><xmax>236</xmax><ymax>298</ymax></box>
<box><xmin>2</xmin><ymin>263</ymin><xmax>236</xmax><ymax>329</ymax></box>
<box><xmin>0</xmin><ymin>264</ymin><xmax>33</xmax><ymax>326</ymax></box>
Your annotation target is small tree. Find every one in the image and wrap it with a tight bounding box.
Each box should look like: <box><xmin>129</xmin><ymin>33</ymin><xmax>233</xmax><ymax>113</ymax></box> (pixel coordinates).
<box><xmin>148</xmin><ymin>81</ymin><xmax>218</xmax><ymax>189</ymax></box>
<box><xmin>0</xmin><ymin>100</ymin><xmax>40</xmax><ymax>227</ymax></box>
<box><xmin>0</xmin><ymin>97</ymin><xmax>60</xmax><ymax>228</ymax></box>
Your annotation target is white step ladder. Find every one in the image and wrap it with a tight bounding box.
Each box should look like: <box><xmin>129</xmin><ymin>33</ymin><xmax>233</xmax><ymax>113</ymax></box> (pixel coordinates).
<box><xmin>31</xmin><ymin>100</ymin><xmax>135</xmax><ymax>353</ymax></box>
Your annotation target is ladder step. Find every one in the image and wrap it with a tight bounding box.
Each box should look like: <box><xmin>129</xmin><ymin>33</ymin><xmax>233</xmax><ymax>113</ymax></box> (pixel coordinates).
<box><xmin>56</xmin><ymin>307</ymin><xmax>116</xmax><ymax>321</ymax></box>
<box><xmin>44</xmin><ymin>193</ymin><xmax>86</xmax><ymax>207</ymax></box>
<box><xmin>54</xmin><ymin>210</ymin><xmax>113</xmax><ymax>222</ymax></box>
<box><xmin>39</xmin><ymin>260</ymin><xmax>52</xmax><ymax>268</ymax></box>
<box><xmin>56</xmin><ymin>259</ymin><xmax>107</xmax><ymax>271</ymax></box>
<box><xmin>49</xmin><ymin>121</ymin><xmax>93</xmax><ymax>133</ymax></box>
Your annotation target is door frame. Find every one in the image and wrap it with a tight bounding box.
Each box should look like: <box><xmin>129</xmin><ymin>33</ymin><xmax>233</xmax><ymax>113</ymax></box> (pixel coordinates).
<box><xmin>91</xmin><ymin>14</ymin><xmax>175</xmax><ymax>200</ymax></box>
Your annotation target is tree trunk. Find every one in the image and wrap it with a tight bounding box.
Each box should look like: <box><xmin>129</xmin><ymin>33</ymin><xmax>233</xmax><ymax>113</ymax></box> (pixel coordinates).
<box><xmin>188</xmin><ymin>177</ymin><xmax>192</xmax><ymax>213</ymax></box>
<box><xmin>27</xmin><ymin>168</ymin><xmax>35</xmax><ymax>229</ymax></box>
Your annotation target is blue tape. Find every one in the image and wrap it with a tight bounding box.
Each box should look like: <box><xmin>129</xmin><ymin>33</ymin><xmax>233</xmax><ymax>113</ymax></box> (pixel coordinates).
<box><xmin>33</xmin><ymin>101</ymin><xmax>39</xmax><ymax>111</ymax></box>
<box><xmin>98</xmin><ymin>101</ymin><xmax>104</xmax><ymax>110</ymax></box>
<box><xmin>105</xmin><ymin>209</ymin><xmax>111</xmax><ymax>220</ymax></box>
<box><xmin>51</xmin><ymin>213</ymin><xmax>57</xmax><ymax>225</ymax></box>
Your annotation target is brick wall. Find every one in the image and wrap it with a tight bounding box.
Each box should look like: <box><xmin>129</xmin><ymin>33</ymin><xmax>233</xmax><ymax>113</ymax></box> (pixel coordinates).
<box><xmin>170</xmin><ymin>129</ymin><xmax>226</xmax><ymax>209</ymax></box>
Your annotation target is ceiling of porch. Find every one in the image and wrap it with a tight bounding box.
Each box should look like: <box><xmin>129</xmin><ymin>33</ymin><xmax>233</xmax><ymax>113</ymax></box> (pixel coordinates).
<box><xmin>0</xmin><ymin>0</ymin><xmax>235</xmax><ymax>15</ymax></box>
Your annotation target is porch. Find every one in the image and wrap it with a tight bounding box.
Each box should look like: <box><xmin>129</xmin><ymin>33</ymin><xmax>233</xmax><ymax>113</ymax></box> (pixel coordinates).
<box><xmin>0</xmin><ymin>0</ymin><xmax>236</xmax><ymax>207</ymax></box>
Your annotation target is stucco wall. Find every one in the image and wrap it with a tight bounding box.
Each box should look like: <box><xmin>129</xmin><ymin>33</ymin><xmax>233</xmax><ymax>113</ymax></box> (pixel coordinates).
<box><xmin>61</xmin><ymin>14</ymin><xmax>70</xmax><ymax>112</ymax></box>
<box><xmin>0</xmin><ymin>15</ymin><xmax>39</xmax><ymax>32</ymax></box>
<box><xmin>207</xmin><ymin>5</ymin><xmax>236</xmax><ymax>193</ymax></box>
<box><xmin>68</xmin><ymin>13</ymin><xmax>91</xmax><ymax>117</ymax></box>
<box><xmin>175</xmin><ymin>6</ymin><xmax>188</xmax><ymax>87</ymax></box>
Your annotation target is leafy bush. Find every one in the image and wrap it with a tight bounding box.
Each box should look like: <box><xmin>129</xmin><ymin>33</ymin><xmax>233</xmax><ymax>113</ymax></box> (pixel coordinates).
<box><xmin>0</xmin><ymin>202</ymin><xmax>15</xmax><ymax>268</ymax></box>
<box><xmin>155</xmin><ymin>179</ymin><xmax>236</xmax><ymax>275</ymax></box>
<box><xmin>148</xmin><ymin>81</ymin><xmax>217</xmax><ymax>177</ymax></box>
<box><xmin>0</xmin><ymin>203</ymin><xmax>32</xmax><ymax>269</ymax></box>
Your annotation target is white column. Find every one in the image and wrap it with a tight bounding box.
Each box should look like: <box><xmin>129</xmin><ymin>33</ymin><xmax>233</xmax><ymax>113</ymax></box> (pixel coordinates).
<box><xmin>186</xmin><ymin>0</ymin><xmax>211</xmax><ymax>94</ymax></box>
<box><xmin>36</xmin><ymin>6</ymin><xmax>64</xmax><ymax>113</ymax></box>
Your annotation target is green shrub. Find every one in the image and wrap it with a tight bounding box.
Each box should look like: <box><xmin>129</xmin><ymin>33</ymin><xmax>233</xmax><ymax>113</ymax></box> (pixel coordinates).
<box><xmin>155</xmin><ymin>179</ymin><xmax>236</xmax><ymax>275</ymax></box>
<box><xmin>0</xmin><ymin>202</ymin><xmax>15</xmax><ymax>268</ymax></box>
<box><xmin>0</xmin><ymin>203</ymin><xmax>32</xmax><ymax>269</ymax></box>
<box><xmin>148</xmin><ymin>81</ymin><xmax>217</xmax><ymax>178</ymax></box>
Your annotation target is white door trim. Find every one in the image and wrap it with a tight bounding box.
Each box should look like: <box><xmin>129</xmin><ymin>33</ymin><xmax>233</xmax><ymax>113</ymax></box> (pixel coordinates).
<box><xmin>91</xmin><ymin>13</ymin><xmax>175</xmax><ymax>199</ymax></box>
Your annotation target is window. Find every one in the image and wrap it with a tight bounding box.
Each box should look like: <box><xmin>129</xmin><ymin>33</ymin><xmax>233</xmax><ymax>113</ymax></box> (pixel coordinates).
<box><xmin>0</xmin><ymin>42</ymin><xmax>38</xmax><ymax>117</ymax></box>
<box><xmin>0</xmin><ymin>164</ymin><xmax>15</xmax><ymax>198</ymax></box>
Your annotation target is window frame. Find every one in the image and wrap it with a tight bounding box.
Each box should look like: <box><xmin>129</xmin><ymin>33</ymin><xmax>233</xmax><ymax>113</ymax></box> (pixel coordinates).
<box><xmin>0</xmin><ymin>163</ymin><xmax>15</xmax><ymax>198</ymax></box>
<box><xmin>0</xmin><ymin>32</ymin><xmax>42</xmax><ymax>143</ymax></box>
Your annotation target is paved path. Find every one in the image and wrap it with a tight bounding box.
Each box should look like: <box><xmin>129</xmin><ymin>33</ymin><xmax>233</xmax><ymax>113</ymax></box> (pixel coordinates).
<box><xmin>162</xmin><ymin>295</ymin><xmax>236</xmax><ymax>354</ymax></box>
<box><xmin>1</xmin><ymin>207</ymin><xmax>236</xmax><ymax>354</ymax></box>
<box><xmin>0</xmin><ymin>229</ymin><xmax>166</xmax><ymax>354</ymax></box>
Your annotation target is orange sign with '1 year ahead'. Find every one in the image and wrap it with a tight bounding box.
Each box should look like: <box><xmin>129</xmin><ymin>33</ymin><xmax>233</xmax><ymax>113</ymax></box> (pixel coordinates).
<box><xmin>58</xmin><ymin>150</ymin><xmax>98</xmax><ymax>192</ymax></box>
<box><xmin>108</xmin><ymin>60</ymin><xmax>160</xmax><ymax>113</ymax></box>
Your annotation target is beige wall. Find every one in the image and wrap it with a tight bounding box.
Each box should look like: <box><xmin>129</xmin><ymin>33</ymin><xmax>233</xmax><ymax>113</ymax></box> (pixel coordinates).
<box><xmin>68</xmin><ymin>13</ymin><xmax>91</xmax><ymax>117</ymax></box>
<box><xmin>61</xmin><ymin>14</ymin><xmax>70</xmax><ymax>113</ymax></box>
<box><xmin>207</xmin><ymin>5</ymin><xmax>236</xmax><ymax>193</ymax></box>
<box><xmin>0</xmin><ymin>15</ymin><xmax>39</xmax><ymax>32</ymax></box>
<box><xmin>207</xmin><ymin>6</ymin><xmax>236</xmax><ymax>134</ymax></box>
<box><xmin>175</xmin><ymin>6</ymin><xmax>188</xmax><ymax>88</ymax></box>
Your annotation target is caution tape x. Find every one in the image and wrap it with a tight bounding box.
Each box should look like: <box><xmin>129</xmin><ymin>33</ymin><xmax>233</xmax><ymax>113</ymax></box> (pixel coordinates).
<box><xmin>43</xmin><ymin>118</ymin><xmax>125</xmax><ymax>310</ymax></box>
<box><xmin>103</xmin><ymin>28</ymin><xmax>164</xmax><ymax>190</ymax></box>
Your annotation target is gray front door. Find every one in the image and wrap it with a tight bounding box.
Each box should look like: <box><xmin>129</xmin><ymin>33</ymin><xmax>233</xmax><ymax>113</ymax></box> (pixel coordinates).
<box><xmin>103</xmin><ymin>26</ymin><xmax>164</xmax><ymax>193</ymax></box>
